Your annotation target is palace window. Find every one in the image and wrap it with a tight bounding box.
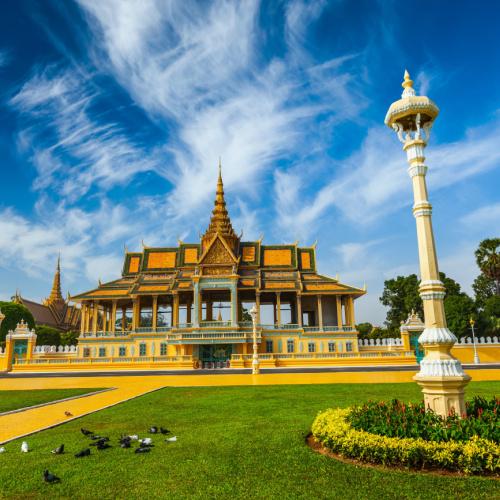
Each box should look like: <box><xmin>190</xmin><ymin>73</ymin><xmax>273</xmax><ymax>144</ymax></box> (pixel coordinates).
<box><xmin>98</xmin><ymin>347</ymin><xmax>106</xmax><ymax>357</ymax></box>
<box><xmin>157</xmin><ymin>302</ymin><xmax>172</xmax><ymax>327</ymax></box>
<box><xmin>83</xmin><ymin>348</ymin><xmax>91</xmax><ymax>358</ymax></box>
<box><xmin>240</xmin><ymin>301</ymin><xmax>256</xmax><ymax>323</ymax></box>
<box><xmin>328</xmin><ymin>342</ymin><xmax>336</xmax><ymax>353</ymax></box>
<box><xmin>302</xmin><ymin>311</ymin><xmax>316</xmax><ymax>326</ymax></box>
<box><xmin>279</xmin><ymin>302</ymin><xmax>292</xmax><ymax>325</ymax></box>
<box><xmin>287</xmin><ymin>340</ymin><xmax>294</xmax><ymax>353</ymax></box>
<box><xmin>160</xmin><ymin>343</ymin><xmax>167</xmax><ymax>356</ymax></box>
<box><xmin>139</xmin><ymin>344</ymin><xmax>147</xmax><ymax>356</ymax></box>
<box><xmin>346</xmin><ymin>341</ymin><xmax>353</xmax><ymax>352</ymax></box>
<box><xmin>308</xmin><ymin>342</ymin><xmax>316</xmax><ymax>353</ymax></box>
<box><xmin>266</xmin><ymin>340</ymin><xmax>273</xmax><ymax>353</ymax></box>
<box><xmin>140</xmin><ymin>306</ymin><xmax>153</xmax><ymax>327</ymax></box>
<box><xmin>119</xmin><ymin>347</ymin><xmax>126</xmax><ymax>357</ymax></box>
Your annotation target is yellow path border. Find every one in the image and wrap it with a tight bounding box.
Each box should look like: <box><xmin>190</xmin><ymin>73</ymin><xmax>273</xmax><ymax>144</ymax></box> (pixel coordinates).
<box><xmin>1</xmin><ymin>368</ymin><xmax>499</xmax><ymax>444</ymax></box>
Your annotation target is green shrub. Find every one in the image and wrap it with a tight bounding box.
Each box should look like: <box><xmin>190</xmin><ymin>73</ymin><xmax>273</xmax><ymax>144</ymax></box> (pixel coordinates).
<box><xmin>312</xmin><ymin>408</ymin><xmax>500</xmax><ymax>474</ymax></box>
<box><xmin>347</xmin><ymin>397</ymin><xmax>499</xmax><ymax>443</ymax></box>
<box><xmin>0</xmin><ymin>301</ymin><xmax>35</xmax><ymax>342</ymax></box>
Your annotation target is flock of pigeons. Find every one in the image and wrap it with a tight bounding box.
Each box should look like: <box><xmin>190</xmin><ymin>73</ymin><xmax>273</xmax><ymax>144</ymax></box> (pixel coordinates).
<box><xmin>2</xmin><ymin>425</ymin><xmax>177</xmax><ymax>484</ymax></box>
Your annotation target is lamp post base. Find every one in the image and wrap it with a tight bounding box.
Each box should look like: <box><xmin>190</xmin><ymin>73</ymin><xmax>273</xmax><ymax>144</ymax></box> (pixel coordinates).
<box><xmin>414</xmin><ymin>374</ymin><xmax>471</xmax><ymax>418</ymax></box>
<box><xmin>252</xmin><ymin>362</ymin><xmax>260</xmax><ymax>375</ymax></box>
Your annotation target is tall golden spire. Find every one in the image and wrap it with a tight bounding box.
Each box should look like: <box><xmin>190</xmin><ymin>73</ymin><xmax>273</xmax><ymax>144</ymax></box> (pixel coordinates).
<box><xmin>201</xmin><ymin>162</ymin><xmax>239</xmax><ymax>252</ymax></box>
<box><xmin>45</xmin><ymin>254</ymin><xmax>65</xmax><ymax>306</ymax></box>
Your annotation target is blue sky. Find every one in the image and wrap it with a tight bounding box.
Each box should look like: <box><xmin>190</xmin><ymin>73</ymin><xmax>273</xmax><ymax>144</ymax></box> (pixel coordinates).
<box><xmin>0</xmin><ymin>0</ymin><xmax>499</xmax><ymax>324</ymax></box>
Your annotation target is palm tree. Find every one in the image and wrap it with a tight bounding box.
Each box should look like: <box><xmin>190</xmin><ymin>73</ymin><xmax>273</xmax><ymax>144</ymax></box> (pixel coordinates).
<box><xmin>475</xmin><ymin>238</ymin><xmax>500</xmax><ymax>295</ymax></box>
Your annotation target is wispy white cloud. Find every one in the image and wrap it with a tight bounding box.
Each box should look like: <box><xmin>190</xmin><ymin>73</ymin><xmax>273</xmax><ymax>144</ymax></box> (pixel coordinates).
<box><xmin>0</xmin><ymin>49</ymin><xmax>11</xmax><ymax>68</ymax></box>
<box><xmin>10</xmin><ymin>66</ymin><xmax>158</xmax><ymax>201</ymax></box>
<box><xmin>274</xmin><ymin>117</ymin><xmax>500</xmax><ymax>238</ymax></box>
<box><xmin>77</xmin><ymin>0</ymin><xmax>366</xmax><ymax>219</ymax></box>
<box><xmin>460</xmin><ymin>202</ymin><xmax>500</xmax><ymax>232</ymax></box>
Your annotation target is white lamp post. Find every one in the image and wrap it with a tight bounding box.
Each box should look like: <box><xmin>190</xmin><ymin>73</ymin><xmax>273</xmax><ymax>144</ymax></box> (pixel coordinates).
<box><xmin>249</xmin><ymin>305</ymin><xmax>260</xmax><ymax>375</ymax></box>
<box><xmin>385</xmin><ymin>71</ymin><xmax>470</xmax><ymax>418</ymax></box>
<box><xmin>469</xmin><ymin>318</ymin><xmax>480</xmax><ymax>365</ymax></box>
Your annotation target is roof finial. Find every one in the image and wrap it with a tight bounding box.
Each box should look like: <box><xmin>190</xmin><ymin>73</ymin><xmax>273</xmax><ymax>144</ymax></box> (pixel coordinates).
<box><xmin>45</xmin><ymin>254</ymin><xmax>64</xmax><ymax>306</ymax></box>
<box><xmin>401</xmin><ymin>69</ymin><xmax>416</xmax><ymax>98</ymax></box>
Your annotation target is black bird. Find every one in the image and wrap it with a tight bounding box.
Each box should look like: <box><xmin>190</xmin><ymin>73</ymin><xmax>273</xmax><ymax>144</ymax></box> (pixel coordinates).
<box><xmin>134</xmin><ymin>447</ymin><xmax>151</xmax><ymax>454</ymax></box>
<box><xmin>160</xmin><ymin>427</ymin><xmax>171</xmax><ymax>435</ymax></box>
<box><xmin>90</xmin><ymin>435</ymin><xmax>107</xmax><ymax>441</ymax></box>
<box><xmin>149</xmin><ymin>426</ymin><xmax>158</xmax><ymax>434</ymax></box>
<box><xmin>120</xmin><ymin>440</ymin><xmax>131</xmax><ymax>449</ymax></box>
<box><xmin>96</xmin><ymin>441</ymin><xmax>111</xmax><ymax>450</ymax></box>
<box><xmin>90</xmin><ymin>437</ymin><xmax>110</xmax><ymax>446</ymax></box>
<box><xmin>51</xmin><ymin>444</ymin><xmax>64</xmax><ymax>455</ymax></box>
<box><xmin>81</xmin><ymin>428</ymin><xmax>93</xmax><ymax>437</ymax></box>
<box><xmin>74</xmin><ymin>448</ymin><xmax>91</xmax><ymax>458</ymax></box>
<box><xmin>43</xmin><ymin>469</ymin><xmax>60</xmax><ymax>484</ymax></box>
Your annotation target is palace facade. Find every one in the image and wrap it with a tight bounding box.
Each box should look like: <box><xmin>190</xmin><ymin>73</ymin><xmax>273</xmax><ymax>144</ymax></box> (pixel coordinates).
<box><xmin>72</xmin><ymin>169</ymin><xmax>366</xmax><ymax>368</ymax></box>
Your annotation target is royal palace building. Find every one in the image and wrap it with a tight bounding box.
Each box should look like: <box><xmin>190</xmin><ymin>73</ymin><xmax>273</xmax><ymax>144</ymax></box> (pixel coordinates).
<box><xmin>71</xmin><ymin>169</ymin><xmax>366</xmax><ymax>368</ymax></box>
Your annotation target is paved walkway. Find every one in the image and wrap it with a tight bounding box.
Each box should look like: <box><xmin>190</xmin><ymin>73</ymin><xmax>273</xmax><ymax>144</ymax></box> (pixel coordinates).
<box><xmin>1</xmin><ymin>368</ymin><xmax>499</xmax><ymax>444</ymax></box>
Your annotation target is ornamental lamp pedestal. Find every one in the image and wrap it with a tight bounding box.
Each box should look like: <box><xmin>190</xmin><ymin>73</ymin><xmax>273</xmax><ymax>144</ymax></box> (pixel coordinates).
<box><xmin>249</xmin><ymin>305</ymin><xmax>260</xmax><ymax>375</ymax></box>
<box><xmin>385</xmin><ymin>71</ymin><xmax>470</xmax><ymax>418</ymax></box>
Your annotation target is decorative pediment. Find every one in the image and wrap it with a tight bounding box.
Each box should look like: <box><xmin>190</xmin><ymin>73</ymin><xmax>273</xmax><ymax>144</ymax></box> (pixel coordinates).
<box><xmin>199</xmin><ymin>234</ymin><xmax>238</xmax><ymax>266</ymax></box>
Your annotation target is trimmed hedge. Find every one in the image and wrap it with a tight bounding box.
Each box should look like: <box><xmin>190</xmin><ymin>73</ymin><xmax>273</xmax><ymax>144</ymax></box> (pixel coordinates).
<box><xmin>312</xmin><ymin>408</ymin><xmax>500</xmax><ymax>475</ymax></box>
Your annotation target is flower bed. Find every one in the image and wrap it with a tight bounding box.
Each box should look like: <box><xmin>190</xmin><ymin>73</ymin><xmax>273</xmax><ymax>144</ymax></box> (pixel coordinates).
<box><xmin>348</xmin><ymin>397</ymin><xmax>499</xmax><ymax>443</ymax></box>
<box><xmin>311</xmin><ymin>407</ymin><xmax>500</xmax><ymax>475</ymax></box>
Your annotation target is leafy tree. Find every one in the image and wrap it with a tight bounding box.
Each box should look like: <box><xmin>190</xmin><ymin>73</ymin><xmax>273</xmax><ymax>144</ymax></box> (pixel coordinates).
<box><xmin>368</xmin><ymin>327</ymin><xmax>393</xmax><ymax>339</ymax></box>
<box><xmin>356</xmin><ymin>322</ymin><xmax>373</xmax><ymax>338</ymax></box>
<box><xmin>444</xmin><ymin>295</ymin><xmax>477</xmax><ymax>338</ymax></box>
<box><xmin>380</xmin><ymin>272</ymin><xmax>462</xmax><ymax>334</ymax></box>
<box><xmin>473</xmin><ymin>274</ymin><xmax>497</xmax><ymax>310</ymax></box>
<box><xmin>35</xmin><ymin>326</ymin><xmax>61</xmax><ymax>346</ymax></box>
<box><xmin>380</xmin><ymin>274</ymin><xmax>422</xmax><ymax>334</ymax></box>
<box><xmin>481</xmin><ymin>295</ymin><xmax>500</xmax><ymax>335</ymax></box>
<box><xmin>475</xmin><ymin>238</ymin><xmax>500</xmax><ymax>295</ymax></box>
<box><xmin>0</xmin><ymin>301</ymin><xmax>35</xmax><ymax>342</ymax></box>
<box><xmin>60</xmin><ymin>330</ymin><xmax>79</xmax><ymax>346</ymax></box>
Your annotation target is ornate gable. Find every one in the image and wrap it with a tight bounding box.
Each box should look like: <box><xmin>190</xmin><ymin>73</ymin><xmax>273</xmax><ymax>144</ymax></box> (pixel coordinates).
<box><xmin>199</xmin><ymin>234</ymin><xmax>238</xmax><ymax>266</ymax></box>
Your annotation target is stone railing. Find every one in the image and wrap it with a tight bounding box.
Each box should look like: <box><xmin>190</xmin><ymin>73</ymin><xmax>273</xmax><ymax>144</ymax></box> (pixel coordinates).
<box><xmin>457</xmin><ymin>336</ymin><xmax>499</xmax><ymax>345</ymax></box>
<box><xmin>231</xmin><ymin>351</ymin><xmax>414</xmax><ymax>361</ymax></box>
<box><xmin>34</xmin><ymin>345</ymin><xmax>78</xmax><ymax>354</ymax></box>
<box><xmin>358</xmin><ymin>338</ymin><xmax>404</xmax><ymax>347</ymax></box>
<box><xmin>14</xmin><ymin>355</ymin><xmax>193</xmax><ymax>366</ymax></box>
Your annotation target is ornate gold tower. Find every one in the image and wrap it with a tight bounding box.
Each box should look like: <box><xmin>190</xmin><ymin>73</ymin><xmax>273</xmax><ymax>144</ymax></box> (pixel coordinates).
<box><xmin>44</xmin><ymin>255</ymin><xmax>65</xmax><ymax>308</ymax></box>
<box><xmin>201</xmin><ymin>163</ymin><xmax>239</xmax><ymax>254</ymax></box>
<box><xmin>385</xmin><ymin>71</ymin><xmax>470</xmax><ymax>417</ymax></box>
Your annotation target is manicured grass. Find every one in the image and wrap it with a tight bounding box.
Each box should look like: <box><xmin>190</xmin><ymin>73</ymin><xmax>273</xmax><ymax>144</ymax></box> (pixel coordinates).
<box><xmin>0</xmin><ymin>389</ymin><xmax>102</xmax><ymax>414</ymax></box>
<box><xmin>0</xmin><ymin>381</ymin><xmax>499</xmax><ymax>499</ymax></box>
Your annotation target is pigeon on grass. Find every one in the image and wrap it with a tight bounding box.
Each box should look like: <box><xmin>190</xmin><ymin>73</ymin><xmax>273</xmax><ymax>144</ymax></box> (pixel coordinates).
<box><xmin>149</xmin><ymin>426</ymin><xmax>158</xmax><ymax>434</ymax></box>
<box><xmin>139</xmin><ymin>438</ymin><xmax>153</xmax><ymax>447</ymax></box>
<box><xmin>81</xmin><ymin>428</ymin><xmax>93</xmax><ymax>437</ymax></box>
<box><xmin>51</xmin><ymin>444</ymin><xmax>64</xmax><ymax>455</ymax></box>
<box><xmin>160</xmin><ymin>428</ymin><xmax>171</xmax><ymax>435</ymax></box>
<box><xmin>43</xmin><ymin>470</ymin><xmax>60</xmax><ymax>484</ymax></box>
<box><xmin>166</xmin><ymin>436</ymin><xmax>177</xmax><ymax>443</ymax></box>
<box><xmin>90</xmin><ymin>438</ymin><xmax>109</xmax><ymax>447</ymax></box>
<box><xmin>21</xmin><ymin>441</ymin><xmax>29</xmax><ymax>453</ymax></box>
<box><xmin>0</xmin><ymin>447</ymin><xmax>6</xmax><ymax>453</ymax></box>
<box><xmin>96</xmin><ymin>441</ymin><xmax>111</xmax><ymax>451</ymax></box>
<box><xmin>134</xmin><ymin>447</ymin><xmax>151</xmax><ymax>454</ymax></box>
<box><xmin>75</xmin><ymin>448</ymin><xmax>91</xmax><ymax>458</ymax></box>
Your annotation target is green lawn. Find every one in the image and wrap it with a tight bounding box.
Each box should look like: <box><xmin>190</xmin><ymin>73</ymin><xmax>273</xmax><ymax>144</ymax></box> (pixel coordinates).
<box><xmin>0</xmin><ymin>388</ymin><xmax>102</xmax><ymax>414</ymax></box>
<box><xmin>0</xmin><ymin>381</ymin><xmax>498</xmax><ymax>499</ymax></box>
